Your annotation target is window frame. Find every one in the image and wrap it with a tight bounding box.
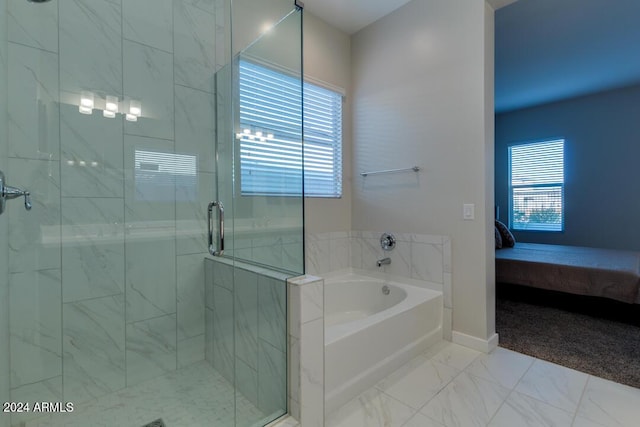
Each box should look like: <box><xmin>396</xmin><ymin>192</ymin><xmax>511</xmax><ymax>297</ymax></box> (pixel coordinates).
<box><xmin>508</xmin><ymin>138</ymin><xmax>565</xmax><ymax>232</ymax></box>
<box><xmin>237</xmin><ymin>58</ymin><xmax>344</xmax><ymax>199</ymax></box>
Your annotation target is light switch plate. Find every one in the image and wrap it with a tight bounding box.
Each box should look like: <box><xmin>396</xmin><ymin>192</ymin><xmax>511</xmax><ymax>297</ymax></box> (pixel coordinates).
<box><xmin>463</xmin><ymin>203</ymin><xmax>475</xmax><ymax>220</ymax></box>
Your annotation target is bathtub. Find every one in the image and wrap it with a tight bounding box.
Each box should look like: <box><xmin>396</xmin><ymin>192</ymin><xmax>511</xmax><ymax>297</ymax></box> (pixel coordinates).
<box><xmin>324</xmin><ymin>272</ymin><xmax>443</xmax><ymax>413</ymax></box>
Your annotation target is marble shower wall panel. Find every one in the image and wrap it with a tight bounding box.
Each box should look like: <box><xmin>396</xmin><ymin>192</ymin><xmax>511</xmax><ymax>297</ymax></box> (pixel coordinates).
<box><xmin>123</xmin><ymin>40</ymin><xmax>174</xmax><ymax>140</ymax></box>
<box><xmin>175</xmin><ymin>85</ymin><xmax>216</xmax><ymax>174</ymax></box>
<box><xmin>62</xmin><ymin>294</ymin><xmax>126</xmax><ymax>404</ymax></box>
<box><xmin>123</xmin><ymin>0</ymin><xmax>173</xmax><ymax>53</ymax></box>
<box><xmin>61</xmin><ymin>197</ymin><xmax>125</xmax><ymax>303</ymax></box>
<box><xmin>8</xmin><ymin>0</ymin><xmax>58</xmax><ymax>53</ymax></box>
<box><xmin>174</xmin><ymin>0</ymin><xmax>217</xmax><ymax>93</ymax></box>
<box><xmin>7</xmin><ymin>41</ymin><xmax>59</xmax><ymax>161</ymax></box>
<box><xmin>205</xmin><ymin>258</ymin><xmax>289</xmax><ymax>414</ymax></box>
<box><xmin>9</xmin><ymin>269</ymin><xmax>62</xmax><ymax>389</ymax></box>
<box><xmin>59</xmin><ymin>0</ymin><xmax>122</xmax><ymax>98</ymax></box>
<box><xmin>177</xmin><ymin>254</ymin><xmax>206</xmax><ymax>366</ymax></box>
<box><xmin>7</xmin><ymin>158</ymin><xmax>61</xmax><ymax>274</ymax></box>
<box><xmin>126</xmin><ymin>314</ymin><xmax>178</xmax><ymax>386</ymax></box>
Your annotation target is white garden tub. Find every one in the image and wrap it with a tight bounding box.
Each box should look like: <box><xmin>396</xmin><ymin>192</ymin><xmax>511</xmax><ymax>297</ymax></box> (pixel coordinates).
<box><xmin>324</xmin><ymin>272</ymin><xmax>443</xmax><ymax>413</ymax></box>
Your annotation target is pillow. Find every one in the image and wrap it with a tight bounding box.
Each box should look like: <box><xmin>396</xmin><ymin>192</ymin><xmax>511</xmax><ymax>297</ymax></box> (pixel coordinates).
<box><xmin>495</xmin><ymin>226</ymin><xmax>503</xmax><ymax>249</ymax></box>
<box><xmin>495</xmin><ymin>220</ymin><xmax>516</xmax><ymax>248</ymax></box>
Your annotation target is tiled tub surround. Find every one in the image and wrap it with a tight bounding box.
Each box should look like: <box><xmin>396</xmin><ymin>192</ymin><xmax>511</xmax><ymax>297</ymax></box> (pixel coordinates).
<box><xmin>323</xmin><ymin>271</ymin><xmax>443</xmax><ymax>414</ymax></box>
<box><xmin>306</xmin><ymin>231</ymin><xmax>453</xmax><ymax>339</ymax></box>
<box><xmin>205</xmin><ymin>257</ymin><xmax>289</xmax><ymax>424</ymax></box>
<box><xmin>4</xmin><ymin>0</ymin><xmax>225</xmax><ymax>424</ymax></box>
<box><xmin>288</xmin><ymin>275</ymin><xmax>325</xmax><ymax>427</ymax></box>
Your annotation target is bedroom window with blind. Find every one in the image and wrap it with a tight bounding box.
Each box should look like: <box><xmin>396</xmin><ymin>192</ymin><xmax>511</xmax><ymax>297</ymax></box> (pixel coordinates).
<box><xmin>509</xmin><ymin>139</ymin><xmax>565</xmax><ymax>231</ymax></box>
<box><xmin>238</xmin><ymin>60</ymin><xmax>343</xmax><ymax>197</ymax></box>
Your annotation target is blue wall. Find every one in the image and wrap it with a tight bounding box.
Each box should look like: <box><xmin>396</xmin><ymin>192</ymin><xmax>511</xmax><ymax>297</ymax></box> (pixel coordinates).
<box><xmin>495</xmin><ymin>83</ymin><xmax>640</xmax><ymax>251</ymax></box>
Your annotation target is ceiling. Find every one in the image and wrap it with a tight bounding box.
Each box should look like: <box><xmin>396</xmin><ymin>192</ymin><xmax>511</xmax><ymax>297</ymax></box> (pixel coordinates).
<box><xmin>303</xmin><ymin>0</ymin><xmax>413</xmax><ymax>35</ymax></box>
<box><xmin>303</xmin><ymin>0</ymin><xmax>514</xmax><ymax>35</ymax></box>
<box><xmin>495</xmin><ymin>0</ymin><xmax>640</xmax><ymax>113</ymax></box>
<box><xmin>303</xmin><ymin>0</ymin><xmax>640</xmax><ymax>113</ymax></box>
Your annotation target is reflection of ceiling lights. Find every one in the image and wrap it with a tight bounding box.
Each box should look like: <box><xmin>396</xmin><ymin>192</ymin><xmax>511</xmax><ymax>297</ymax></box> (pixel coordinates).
<box><xmin>79</xmin><ymin>91</ymin><xmax>94</xmax><ymax>115</ymax></box>
<box><xmin>78</xmin><ymin>91</ymin><xmax>142</xmax><ymax>122</ymax></box>
<box><xmin>67</xmin><ymin>159</ymin><xmax>99</xmax><ymax>167</ymax></box>
<box><xmin>236</xmin><ymin>127</ymin><xmax>275</xmax><ymax>142</ymax></box>
<box><xmin>104</xmin><ymin>95</ymin><xmax>118</xmax><ymax>118</ymax></box>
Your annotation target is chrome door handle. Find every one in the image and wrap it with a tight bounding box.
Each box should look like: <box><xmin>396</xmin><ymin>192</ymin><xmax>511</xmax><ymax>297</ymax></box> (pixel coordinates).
<box><xmin>0</xmin><ymin>170</ymin><xmax>32</xmax><ymax>216</ymax></box>
<box><xmin>208</xmin><ymin>201</ymin><xmax>224</xmax><ymax>256</ymax></box>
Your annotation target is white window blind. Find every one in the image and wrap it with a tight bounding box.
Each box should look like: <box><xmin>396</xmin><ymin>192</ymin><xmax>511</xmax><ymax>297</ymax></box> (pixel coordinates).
<box><xmin>239</xmin><ymin>60</ymin><xmax>343</xmax><ymax>197</ymax></box>
<box><xmin>509</xmin><ymin>139</ymin><xmax>564</xmax><ymax>231</ymax></box>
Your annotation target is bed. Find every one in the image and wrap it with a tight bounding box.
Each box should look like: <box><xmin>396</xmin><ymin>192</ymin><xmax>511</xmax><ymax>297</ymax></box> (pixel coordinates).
<box><xmin>495</xmin><ymin>243</ymin><xmax>640</xmax><ymax>304</ymax></box>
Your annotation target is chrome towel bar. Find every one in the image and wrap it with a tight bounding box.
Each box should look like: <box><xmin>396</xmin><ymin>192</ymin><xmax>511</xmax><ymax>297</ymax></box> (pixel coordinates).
<box><xmin>360</xmin><ymin>166</ymin><xmax>420</xmax><ymax>177</ymax></box>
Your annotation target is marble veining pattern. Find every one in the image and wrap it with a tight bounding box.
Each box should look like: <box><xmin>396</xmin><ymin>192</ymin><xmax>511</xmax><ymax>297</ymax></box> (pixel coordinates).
<box><xmin>62</xmin><ymin>295</ymin><xmax>126</xmax><ymax>403</ymax></box>
<box><xmin>123</xmin><ymin>0</ymin><xmax>173</xmax><ymax>53</ymax></box>
<box><xmin>125</xmin><ymin>314</ymin><xmax>177</xmax><ymax>386</ymax></box>
<box><xmin>8</xmin><ymin>0</ymin><xmax>58</xmax><ymax>53</ymax></box>
<box><xmin>27</xmin><ymin>361</ymin><xmax>268</xmax><ymax>427</ymax></box>
<box><xmin>9</xmin><ymin>269</ymin><xmax>62</xmax><ymax>389</ymax></box>
<box><xmin>175</xmin><ymin>84</ymin><xmax>216</xmax><ymax>174</ymax></box>
<box><xmin>61</xmin><ymin>197</ymin><xmax>125</xmax><ymax>303</ymax></box>
<box><xmin>60</xmin><ymin>103</ymin><xmax>124</xmax><ymax>198</ymax></box>
<box><xmin>123</xmin><ymin>40</ymin><xmax>174</xmax><ymax>140</ymax></box>
<box><xmin>258</xmin><ymin>275</ymin><xmax>287</xmax><ymax>352</ymax></box>
<box><xmin>328</xmin><ymin>342</ymin><xmax>640</xmax><ymax>427</ymax></box>
<box><xmin>8</xmin><ymin>42</ymin><xmax>60</xmax><ymax>161</ymax></box>
<box><xmin>176</xmin><ymin>254</ymin><xmax>206</xmax><ymax>341</ymax></box>
<box><xmin>515</xmin><ymin>359</ymin><xmax>589</xmax><ymax>414</ymax></box>
<box><xmin>420</xmin><ymin>371</ymin><xmax>511</xmax><ymax>427</ymax></box>
<box><xmin>234</xmin><ymin>269</ymin><xmax>259</xmax><ymax>370</ymax></box>
<box><xmin>489</xmin><ymin>391</ymin><xmax>574</xmax><ymax>427</ymax></box>
<box><xmin>8</xmin><ymin>158</ymin><xmax>61</xmax><ymax>273</ymax></box>
<box><xmin>174</xmin><ymin>0</ymin><xmax>217</xmax><ymax>92</ymax></box>
<box><xmin>59</xmin><ymin>0</ymin><xmax>122</xmax><ymax>96</ymax></box>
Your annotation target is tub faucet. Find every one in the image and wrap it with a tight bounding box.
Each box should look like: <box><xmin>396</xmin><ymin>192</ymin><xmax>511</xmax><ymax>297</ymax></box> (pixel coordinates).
<box><xmin>377</xmin><ymin>257</ymin><xmax>391</xmax><ymax>267</ymax></box>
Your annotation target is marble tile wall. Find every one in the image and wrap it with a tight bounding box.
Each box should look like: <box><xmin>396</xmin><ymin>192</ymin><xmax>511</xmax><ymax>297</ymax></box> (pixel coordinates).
<box><xmin>306</xmin><ymin>230</ymin><xmax>453</xmax><ymax>339</ymax></box>
<box><xmin>4</xmin><ymin>0</ymin><xmax>221</xmax><ymax>417</ymax></box>
<box><xmin>288</xmin><ymin>275</ymin><xmax>325</xmax><ymax>427</ymax></box>
<box><xmin>205</xmin><ymin>257</ymin><xmax>289</xmax><ymax>422</ymax></box>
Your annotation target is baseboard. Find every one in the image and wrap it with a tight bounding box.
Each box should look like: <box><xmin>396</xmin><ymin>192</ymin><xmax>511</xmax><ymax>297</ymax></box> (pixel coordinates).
<box><xmin>452</xmin><ymin>331</ymin><xmax>499</xmax><ymax>353</ymax></box>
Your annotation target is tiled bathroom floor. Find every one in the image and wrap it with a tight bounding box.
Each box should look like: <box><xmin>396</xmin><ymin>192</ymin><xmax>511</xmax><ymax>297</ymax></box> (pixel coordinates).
<box><xmin>24</xmin><ymin>361</ymin><xmax>269</xmax><ymax>427</ymax></box>
<box><xmin>326</xmin><ymin>341</ymin><xmax>640</xmax><ymax>427</ymax></box>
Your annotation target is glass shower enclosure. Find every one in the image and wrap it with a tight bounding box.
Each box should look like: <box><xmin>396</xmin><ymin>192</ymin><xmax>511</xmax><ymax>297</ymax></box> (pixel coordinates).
<box><xmin>0</xmin><ymin>1</ymin><xmax>303</xmax><ymax>426</ymax></box>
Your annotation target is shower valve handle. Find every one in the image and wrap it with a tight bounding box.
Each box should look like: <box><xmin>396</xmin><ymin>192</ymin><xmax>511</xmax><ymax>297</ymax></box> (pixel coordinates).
<box><xmin>0</xmin><ymin>170</ymin><xmax>32</xmax><ymax>215</ymax></box>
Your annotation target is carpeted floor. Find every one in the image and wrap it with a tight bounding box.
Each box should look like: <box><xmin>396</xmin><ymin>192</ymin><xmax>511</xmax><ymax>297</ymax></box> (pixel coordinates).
<box><xmin>496</xmin><ymin>283</ymin><xmax>640</xmax><ymax>389</ymax></box>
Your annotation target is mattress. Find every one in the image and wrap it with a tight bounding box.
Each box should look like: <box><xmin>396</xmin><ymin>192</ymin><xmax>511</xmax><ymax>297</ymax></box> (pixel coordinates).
<box><xmin>495</xmin><ymin>243</ymin><xmax>640</xmax><ymax>304</ymax></box>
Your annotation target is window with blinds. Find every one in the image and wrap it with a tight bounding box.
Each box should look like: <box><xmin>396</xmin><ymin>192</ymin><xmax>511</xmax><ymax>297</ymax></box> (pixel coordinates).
<box><xmin>509</xmin><ymin>139</ymin><xmax>564</xmax><ymax>231</ymax></box>
<box><xmin>239</xmin><ymin>60</ymin><xmax>343</xmax><ymax>197</ymax></box>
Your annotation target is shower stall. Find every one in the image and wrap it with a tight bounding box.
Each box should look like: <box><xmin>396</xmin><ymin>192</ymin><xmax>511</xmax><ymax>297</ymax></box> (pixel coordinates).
<box><xmin>0</xmin><ymin>0</ymin><xmax>303</xmax><ymax>426</ymax></box>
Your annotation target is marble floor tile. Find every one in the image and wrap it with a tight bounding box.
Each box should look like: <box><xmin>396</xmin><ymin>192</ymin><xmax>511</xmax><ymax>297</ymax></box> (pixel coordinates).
<box><xmin>375</xmin><ymin>355</ymin><xmax>459</xmax><ymax>410</ymax></box>
<box><xmin>576</xmin><ymin>376</ymin><xmax>640</xmax><ymax>427</ymax></box>
<box><xmin>424</xmin><ymin>341</ymin><xmax>481</xmax><ymax>371</ymax></box>
<box><xmin>27</xmin><ymin>361</ymin><xmax>266</xmax><ymax>427</ymax></box>
<box><xmin>419</xmin><ymin>371</ymin><xmax>510</xmax><ymax>427</ymax></box>
<box><xmin>403</xmin><ymin>412</ymin><xmax>446</xmax><ymax>427</ymax></box>
<box><xmin>465</xmin><ymin>347</ymin><xmax>534</xmax><ymax>389</ymax></box>
<box><xmin>489</xmin><ymin>391</ymin><xmax>574</xmax><ymax>427</ymax></box>
<box><xmin>326</xmin><ymin>388</ymin><xmax>415</xmax><ymax>427</ymax></box>
<box><xmin>515</xmin><ymin>359</ymin><xmax>588</xmax><ymax>413</ymax></box>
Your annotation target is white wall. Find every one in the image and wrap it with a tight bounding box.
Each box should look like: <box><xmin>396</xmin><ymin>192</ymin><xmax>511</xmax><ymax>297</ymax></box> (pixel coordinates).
<box><xmin>351</xmin><ymin>0</ymin><xmax>495</xmax><ymax>341</ymax></box>
<box><xmin>303</xmin><ymin>13</ymin><xmax>352</xmax><ymax>233</ymax></box>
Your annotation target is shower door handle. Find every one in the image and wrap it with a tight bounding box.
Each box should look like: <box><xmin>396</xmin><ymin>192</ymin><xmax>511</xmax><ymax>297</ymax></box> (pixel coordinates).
<box><xmin>0</xmin><ymin>170</ymin><xmax>32</xmax><ymax>216</ymax></box>
<box><xmin>208</xmin><ymin>201</ymin><xmax>224</xmax><ymax>256</ymax></box>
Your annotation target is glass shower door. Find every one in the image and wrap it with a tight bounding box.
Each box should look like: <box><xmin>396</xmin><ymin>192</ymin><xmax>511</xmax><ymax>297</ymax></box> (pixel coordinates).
<box><xmin>0</xmin><ymin>0</ymin><xmax>237</xmax><ymax>426</ymax></box>
<box><xmin>208</xmin><ymin>4</ymin><xmax>304</xmax><ymax>426</ymax></box>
